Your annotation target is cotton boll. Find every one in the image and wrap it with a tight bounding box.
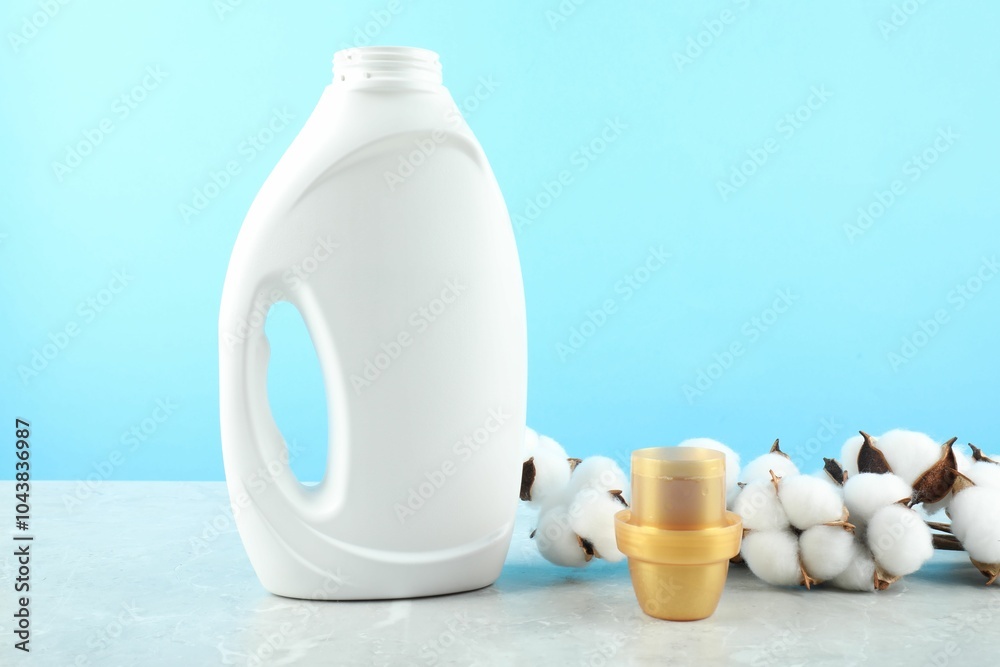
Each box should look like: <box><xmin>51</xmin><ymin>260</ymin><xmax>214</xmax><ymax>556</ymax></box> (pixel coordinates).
<box><xmin>843</xmin><ymin>473</ymin><xmax>912</xmax><ymax>528</ymax></box>
<box><xmin>677</xmin><ymin>438</ymin><xmax>741</xmax><ymax>500</ymax></box>
<box><xmin>778</xmin><ymin>475</ymin><xmax>846</xmax><ymax>530</ymax></box>
<box><xmin>568</xmin><ymin>488</ymin><xmax>626</xmax><ymax>563</ymax></box>
<box><xmin>536</xmin><ymin>434</ymin><xmax>566</xmax><ymax>458</ymax></box>
<box><xmin>567</xmin><ymin>456</ymin><xmax>627</xmax><ymax>497</ymax></box>
<box><xmin>966</xmin><ymin>461</ymin><xmax>1000</xmax><ymax>490</ymax></box>
<box><xmin>733</xmin><ymin>480</ymin><xmax>789</xmax><ymax>531</ymax></box>
<box><xmin>524</xmin><ymin>436</ymin><xmax>572</xmax><ymax>507</ymax></box>
<box><xmin>920</xmin><ymin>496</ymin><xmax>951</xmax><ymax>518</ymax></box>
<box><xmin>799</xmin><ymin>525</ymin><xmax>856</xmax><ymax>581</ymax></box>
<box><xmin>829</xmin><ymin>540</ymin><xmax>876</xmax><ymax>592</ymax></box>
<box><xmin>811</xmin><ymin>468</ymin><xmax>843</xmax><ymax>488</ymax></box>
<box><xmin>866</xmin><ymin>504</ymin><xmax>934</xmax><ymax>577</ymax></box>
<box><xmin>948</xmin><ymin>487</ymin><xmax>1000</xmax><ymax>564</ymax></box>
<box><xmin>523</xmin><ymin>426</ymin><xmax>540</xmax><ymax>460</ymax></box>
<box><xmin>533</xmin><ymin>503</ymin><xmax>588</xmax><ymax>567</ymax></box>
<box><xmin>841</xmin><ymin>434</ymin><xmax>865</xmax><ymax>479</ymax></box>
<box><xmin>876</xmin><ymin>429</ymin><xmax>942</xmax><ymax>485</ymax></box>
<box><xmin>741</xmin><ymin>530</ymin><xmax>802</xmax><ymax>586</ymax></box>
<box><xmin>740</xmin><ymin>452</ymin><xmax>799</xmax><ymax>485</ymax></box>
<box><xmin>954</xmin><ymin>449</ymin><xmax>972</xmax><ymax>475</ymax></box>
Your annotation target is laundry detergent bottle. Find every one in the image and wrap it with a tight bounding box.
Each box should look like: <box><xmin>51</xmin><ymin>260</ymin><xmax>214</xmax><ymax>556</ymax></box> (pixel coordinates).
<box><xmin>218</xmin><ymin>46</ymin><xmax>526</xmax><ymax>600</ymax></box>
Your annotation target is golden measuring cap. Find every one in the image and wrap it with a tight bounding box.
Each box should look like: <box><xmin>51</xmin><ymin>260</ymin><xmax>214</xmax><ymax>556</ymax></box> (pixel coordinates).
<box><xmin>614</xmin><ymin>447</ymin><xmax>742</xmax><ymax>621</ymax></box>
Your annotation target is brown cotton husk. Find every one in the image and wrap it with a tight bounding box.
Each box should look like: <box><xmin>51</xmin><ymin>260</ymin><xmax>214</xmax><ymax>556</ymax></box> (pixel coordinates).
<box><xmin>857</xmin><ymin>431</ymin><xmax>893</xmax><ymax>475</ymax></box>
<box><xmin>970</xmin><ymin>559</ymin><xmax>1000</xmax><ymax>585</ymax></box>
<box><xmin>770</xmin><ymin>439</ymin><xmax>789</xmax><ymax>459</ymax></box>
<box><xmin>578</xmin><ymin>536</ymin><xmax>596</xmax><ymax>562</ymax></box>
<box><xmin>769</xmin><ymin>469</ymin><xmax>782</xmax><ymax>492</ymax></box>
<box><xmin>950</xmin><ymin>472</ymin><xmax>976</xmax><ymax>496</ymax></box>
<box><xmin>910</xmin><ymin>437</ymin><xmax>959</xmax><ymax>507</ymax></box>
<box><xmin>799</xmin><ymin>562</ymin><xmax>817</xmax><ymax>590</ymax></box>
<box><xmin>969</xmin><ymin>444</ymin><xmax>998</xmax><ymax>465</ymax></box>
<box><xmin>519</xmin><ymin>457</ymin><xmax>537</xmax><ymax>501</ymax></box>
<box><xmin>609</xmin><ymin>490</ymin><xmax>628</xmax><ymax>507</ymax></box>
<box><xmin>567</xmin><ymin>457</ymin><xmax>583</xmax><ymax>472</ymax></box>
<box><xmin>874</xmin><ymin>566</ymin><xmax>900</xmax><ymax>591</ymax></box>
<box><xmin>823</xmin><ymin>457</ymin><xmax>846</xmax><ymax>485</ymax></box>
<box><xmin>823</xmin><ymin>507</ymin><xmax>855</xmax><ymax>533</ymax></box>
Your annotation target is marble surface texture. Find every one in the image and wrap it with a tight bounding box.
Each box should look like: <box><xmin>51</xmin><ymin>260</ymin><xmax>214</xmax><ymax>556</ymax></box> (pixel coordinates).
<box><xmin>1</xmin><ymin>482</ymin><xmax>997</xmax><ymax>666</ymax></box>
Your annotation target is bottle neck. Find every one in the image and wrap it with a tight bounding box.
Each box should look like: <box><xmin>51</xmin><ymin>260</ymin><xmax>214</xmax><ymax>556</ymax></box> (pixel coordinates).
<box><xmin>332</xmin><ymin>46</ymin><xmax>442</xmax><ymax>88</ymax></box>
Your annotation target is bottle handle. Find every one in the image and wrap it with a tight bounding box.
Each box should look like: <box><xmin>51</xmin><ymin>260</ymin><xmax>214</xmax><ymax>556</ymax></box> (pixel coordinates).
<box><xmin>220</xmin><ymin>273</ymin><xmax>330</xmax><ymax>521</ymax></box>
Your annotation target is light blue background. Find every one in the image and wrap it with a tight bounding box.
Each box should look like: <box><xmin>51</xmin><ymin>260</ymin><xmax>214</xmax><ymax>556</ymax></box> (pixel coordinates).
<box><xmin>2</xmin><ymin>0</ymin><xmax>998</xmax><ymax>481</ymax></box>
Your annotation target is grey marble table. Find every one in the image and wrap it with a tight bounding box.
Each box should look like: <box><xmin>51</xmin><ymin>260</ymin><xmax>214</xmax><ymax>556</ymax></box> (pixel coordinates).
<box><xmin>1</xmin><ymin>482</ymin><xmax>996</xmax><ymax>666</ymax></box>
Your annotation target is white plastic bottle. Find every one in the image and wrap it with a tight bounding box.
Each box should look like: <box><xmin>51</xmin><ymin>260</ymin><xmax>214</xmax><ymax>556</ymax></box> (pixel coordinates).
<box><xmin>218</xmin><ymin>46</ymin><xmax>526</xmax><ymax>600</ymax></box>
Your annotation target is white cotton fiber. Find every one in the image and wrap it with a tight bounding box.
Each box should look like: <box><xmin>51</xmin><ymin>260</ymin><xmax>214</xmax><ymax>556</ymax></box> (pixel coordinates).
<box><xmin>799</xmin><ymin>525</ymin><xmax>856</xmax><ymax>582</ymax></box>
<box><xmin>567</xmin><ymin>456</ymin><xmax>627</xmax><ymax>497</ymax></box>
<box><xmin>866</xmin><ymin>504</ymin><xmax>934</xmax><ymax>577</ymax></box>
<box><xmin>954</xmin><ymin>449</ymin><xmax>972</xmax><ymax>475</ymax></box>
<box><xmin>740</xmin><ymin>530</ymin><xmax>802</xmax><ymax>587</ymax></box>
<box><xmin>534</xmin><ymin>503</ymin><xmax>588</xmax><ymax>567</ymax></box>
<box><xmin>677</xmin><ymin>438</ymin><xmax>741</xmax><ymax>501</ymax></box>
<box><xmin>920</xmin><ymin>495</ymin><xmax>952</xmax><ymax>518</ymax></box>
<box><xmin>948</xmin><ymin>487</ymin><xmax>1000</xmax><ymax>563</ymax></box>
<box><xmin>876</xmin><ymin>429</ymin><xmax>942</xmax><ymax>485</ymax></box>
<box><xmin>966</xmin><ymin>460</ymin><xmax>1000</xmax><ymax>490</ymax></box>
<box><xmin>812</xmin><ymin>468</ymin><xmax>843</xmax><ymax>487</ymax></box>
<box><xmin>828</xmin><ymin>539</ymin><xmax>876</xmax><ymax>591</ymax></box>
<box><xmin>524</xmin><ymin>434</ymin><xmax>573</xmax><ymax>507</ymax></box>
<box><xmin>523</xmin><ymin>426</ymin><xmax>540</xmax><ymax>460</ymax></box>
<box><xmin>740</xmin><ymin>452</ymin><xmax>799</xmax><ymax>485</ymax></box>
<box><xmin>841</xmin><ymin>434</ymin><xmax>865</xmax><ymax>479</ymax></box>
<box><xmin>777</xmin><ymin>475</ymin><xmax>846</xmax><ymax>530</ymax></box>
<box><xmin>733</xmin><ymin>480</ymin><xmax>789</xmax><ymax>531</ymax></box>
<box><xmin>568</xmin><ymin>488</ymin><xmax>626</xmax><ymax>563</ymax></box>
<box><xmin>843</xmin><ymin>473</ymin><xmax>912</xmax><ymax>528</ymax></box>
